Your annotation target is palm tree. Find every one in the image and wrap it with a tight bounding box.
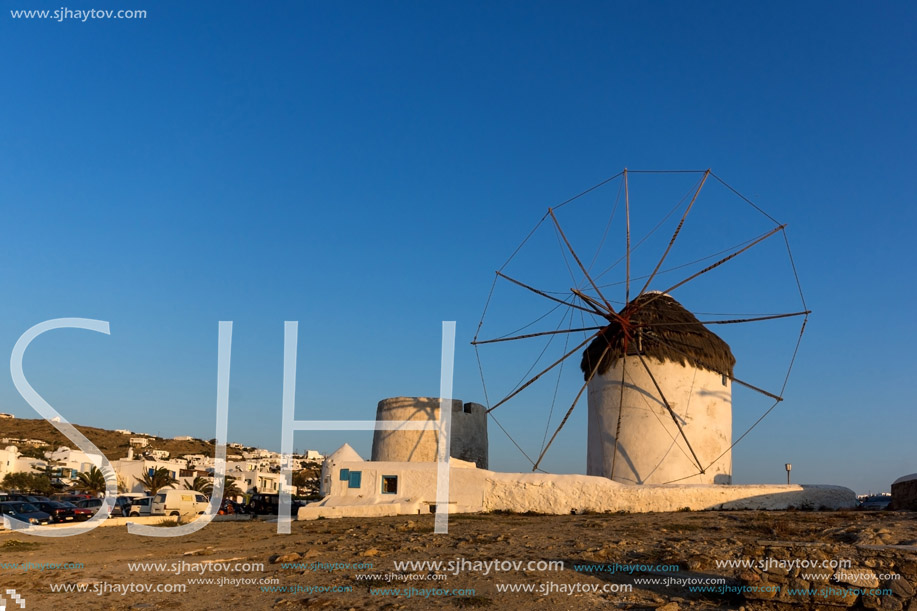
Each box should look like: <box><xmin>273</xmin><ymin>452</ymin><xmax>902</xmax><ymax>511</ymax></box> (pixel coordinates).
<box><xmin>196</xmin><ymin>475</ymin><xmax>243</xmax><ymax>500</ymax></box>
<box><xmin>135</xmin><ymin>467</ymin><xmax>178</xmax><ymax>497</ymax></box>
<box><xmin>190</xmin><ymin>475</ymin><xmax>213</xmax><ymax>496</ymax></box>
<box><xmin>76</xmin><ymin>466</ymin><xmax>107</xmax><ymax>496</ymax></box>
<box><xmin>223</xmin><ymin>476</ymin><xmax>242</xmax><ymax>499</ymax></box>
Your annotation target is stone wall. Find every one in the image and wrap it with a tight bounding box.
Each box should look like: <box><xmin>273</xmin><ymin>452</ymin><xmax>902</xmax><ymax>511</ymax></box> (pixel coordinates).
<box><xmin>371</xmin><ymin>397</ymin><xmax>488</xmax><ymax>469</ymax></box>
<box><xmin>891</xmin><ymin>479</ymin><xmax>917</xmax><ymax>511</ymax></box>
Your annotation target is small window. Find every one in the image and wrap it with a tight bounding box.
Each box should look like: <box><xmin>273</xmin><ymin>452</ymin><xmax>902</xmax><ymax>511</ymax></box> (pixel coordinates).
<box><xmin>721</xmin><ymin>374</ymin><xmax>727</xmax><ymax>386</ymax></box>
<box><xmin>348</xmin><ymin>471</ymin><xmax>362</xmax><ymax>488</ymax></box>
<box><xmin>339</xmin><ymin>468</ymin><xmax>350</xmax><ymax>481</ymax></box>
<box><xmin>381</xmin><ymin>475</ymin><xmax>398</xmax><ymax>494</ymax></box>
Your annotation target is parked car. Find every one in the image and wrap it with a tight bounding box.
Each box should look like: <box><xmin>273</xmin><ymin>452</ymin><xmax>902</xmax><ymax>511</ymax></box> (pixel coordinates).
<box><xmin>58</xmin><ymin>501</ymin><xmax>93</xmax><ymax>521</ymax></box>
<box><xmin>75</xmin><ymin>498</ymin><xmax>104</xmax><ymax>510</ymax></box>
<box><xmin>7</xmin><ymin>494</ymin><xmax>51</xmax><ymax>504</ymax></box>
<box><xmin>859</xmin><ymin>495</ymin><xmax>892</xmax><ymax>511</ymax></box>
<box><xmin>0</xmin><ymin>501</ymin><xmax>52</xmax><ymax>526</ymax></box>
<box><xmin>128</xmin><ymin>496</ymin><xmax>154</xmax><ymax>517</ymax></box>
<box><xmin>32</xmin><ymin>501</ymin><xmax>78</xmax><ymax>523</ymax></box>
<box><xmin>112</xmin><ymin>496</ymin><xmax>134</xmax><ymax>517</ymax></box>
<box><xmin>151</xmin><ymin>490</ymin><xmax>209</xmax><ymax>517</ymax></box>
<box><xmin>246</xmin><ymin>493</ymin><xmax>304</xmax><ymax>516</ymax></box>
<box><xmin>72</xmin><ymin>497</ymin><xmax>132</xmax><ymax>516</ymax></box>
<box><xmin>51</xmin><ymin>493</ymin><xmax>92</xmax><ymax>503</ymax></box>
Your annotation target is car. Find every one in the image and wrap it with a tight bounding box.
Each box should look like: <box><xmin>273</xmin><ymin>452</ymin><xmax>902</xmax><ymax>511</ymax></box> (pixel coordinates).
<box><xmin>33</xmin><ymin>501</ymin><xmax>78</xmax><ymax>523</ymax></box>
<box><xmin>73</xmin><ymin>497</ymin><xmax>132</xmax><ymax>516</ymax></box>
<box><xmin>0</xmin><ymin>501</ymin><xmax>53</xmax><ymax>526</ymax></box>
<box><xmin>7</xmin><ymin>494</ymin><xmax>51</xmax><ymax>504</ymax></box>
<box><xmin>58</xmin><ymin>501</ymin><xmax>94</xmax><ymax>521</ymax></box>
<box><xmin>151</xmin><ymin>490</ymin><xmax>209</xmax><ymax>517</ymax></box>
<box><xmin>859</xmin><ymin>495</ymin><xmax>892</xmax><ymax>511</ymax></box>
<box><xmin>112</xmin><ymin>496</ymin><xmax>134</xmax><ymax>517</ymax></box>
<box><xmin>128</xmin><ymin>496</ymin><xmax>154</xmax><ymax>517</ymax></box>
<box><xmin>51</xmin><ymin>493</ymin><xmax>92</xmax><ymax>503</ymax></box>
<box><xmin>246</xmin><ymin>493</ymin><xmax>304</xmax><ymax>516</ymax></box>
<box><xmin>75</xmin><ymin>497</ymin><xmax>104</xmax><ymax>510</ymax></box>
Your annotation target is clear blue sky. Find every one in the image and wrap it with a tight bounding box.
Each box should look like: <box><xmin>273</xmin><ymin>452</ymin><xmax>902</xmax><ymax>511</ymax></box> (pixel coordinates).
<box><xmin>1</xmin><ymin>1</ymin><xmax>914</xmax><ymax>495</ymax></box>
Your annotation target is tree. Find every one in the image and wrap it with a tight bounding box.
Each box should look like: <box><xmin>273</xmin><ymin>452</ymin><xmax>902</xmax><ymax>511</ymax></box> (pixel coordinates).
<box><xmin>75</xmin><ymin>466</ymin><xmax>107</xmax><ymax>496</ymax></box>
<box><xmin>39</xmin><ymin>459</ymin><xmax>67</xmax><ymax>491</ymax></box>
<box><xmin>135</xmin><ymin>467</ymin><xmax>178</xmax><ymax>497</ymax></box>
<box><xmin>190</xmin><ymin>475</ymin><xmax>213</xmax><ymax>496</ymax></box>
<box><xmin>2</xmin><ymin>472</ymin><xmax>53</xmax><ymax>494</ymax></box>
<box><xmin>293</xmin><ymin>465</ymin><xmax>321</xmax><ymax>498</ymax></box>
<box><xmin>17</xmin><ymin>445</ymin><xmax>50</xmax><ymax>460</ymax></box>
<box><xmin>196</xmin><ymin>475</ymin><xmax>243</xmax><ymax>500</ymax></box>
<box><xmin>223</xmin><ymin>476</ymin><xmax>242</xmax><ymax>499</ymax></box>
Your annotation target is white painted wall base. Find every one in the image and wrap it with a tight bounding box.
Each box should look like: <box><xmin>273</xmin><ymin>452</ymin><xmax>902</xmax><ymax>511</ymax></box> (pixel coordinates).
<box><xmin>300</xmin><ymin>448</ymin><xmax>856</xmax><ymax>520</ymax></box>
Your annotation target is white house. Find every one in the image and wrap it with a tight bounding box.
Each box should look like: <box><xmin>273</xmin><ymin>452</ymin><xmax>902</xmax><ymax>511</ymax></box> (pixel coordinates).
<box><xmin>46</xmin><ymin>447</ymin><xmax>104</xmax><ymax>484</ymax></box>
<box><xmin>112</xmin><ymin>457</ymin><xmax>186</xmax><ymax>495</ymax></box>
<box><xmin>0</xmin><ymin>446</ymin><xmax>39</xmax><ymax>481</ymax></box>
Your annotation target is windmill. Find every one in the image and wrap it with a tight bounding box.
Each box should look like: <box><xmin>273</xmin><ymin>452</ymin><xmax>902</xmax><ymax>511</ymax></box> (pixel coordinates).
<box><xmin>472</xmin><ymin>169</ymin><xmax>808</xmax><ymax>484</ymax></box>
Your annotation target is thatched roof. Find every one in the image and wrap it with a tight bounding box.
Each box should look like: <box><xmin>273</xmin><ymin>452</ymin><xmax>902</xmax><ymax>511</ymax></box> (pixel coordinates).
<box><xmin>580</xmin><ymin>293</ymin><xmax>735</xmax><ymax>380</ymax></box>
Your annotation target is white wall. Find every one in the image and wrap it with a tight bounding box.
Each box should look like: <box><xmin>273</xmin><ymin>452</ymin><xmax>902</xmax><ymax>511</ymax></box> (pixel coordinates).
<box><xmin>587</xmin><ymin>358</ymin><xmax>732</xmax><ymax>485</ymax></box>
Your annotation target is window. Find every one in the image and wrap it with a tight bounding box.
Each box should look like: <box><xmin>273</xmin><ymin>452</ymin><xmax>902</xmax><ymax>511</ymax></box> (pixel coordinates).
<box><xmin>348</xmin><ymin>471</ymin><xmax>362</xmax><ymax>488</ymax></box>
<box><xmin>339</xmin><ymin>468</ymin><xmax>350</xmax><ymax>481</ymax></box>
<box><xmin>381</xmin><ymin>475</ymin><xmax>398</xmax><ymax>494</ymax></box>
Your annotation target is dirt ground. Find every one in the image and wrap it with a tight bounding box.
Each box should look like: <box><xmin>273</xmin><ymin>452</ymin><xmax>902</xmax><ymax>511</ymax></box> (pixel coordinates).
<box><xmin>1</xmin><ymin>510</ymin><xmax>915</xmax><ymax>611</ymax></box>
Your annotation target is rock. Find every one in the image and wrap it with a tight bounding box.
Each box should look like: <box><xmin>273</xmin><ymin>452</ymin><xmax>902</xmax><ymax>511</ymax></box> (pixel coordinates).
<box><xmin>656</xmin><ymin>603</ymin><xmax>680</xmax><ymax>611</ymax></box>
<box><xmin>270</xmin><ymin>552</ymin><xmax>302</xmax><ymax>564</ymax></box>
<box><xmin>834</xmin><ymin>566</ymin><xmax>880</xmax><ymax>589</ymax></box>
<box><xmin>744</xmin><ymin>585</ymin><xmax>777</xmax><ymax>601</ymax></box>
<box><xmin>738</xmin><ymin>570</ymin><xmax>760</xmax><ymax>583</ymax></box>
<box><xmin>812</xmin><ymin>584</ymin><xmax>859</xmax><ymax>607</ymax></box>
<box><xmin>361</xmin><ymin>548</ymin><xmax>382</xmax><ymax>557</ymax></box>
<box><xmin>888</xmin><ymin>576</ymin><xmax>915</xmax><ymax>598</ymax></box>
<box><xmin>876</xmin><ymin>597</ymin><xmax>904</xmax><ymax>611</ymax></box>
<box><xmin>303</xmin><ymin>548</ymin><xmax>322</xmax><ymax>558</ymax></box>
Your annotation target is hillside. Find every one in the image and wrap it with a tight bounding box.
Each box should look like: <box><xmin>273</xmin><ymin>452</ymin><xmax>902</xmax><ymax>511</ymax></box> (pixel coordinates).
<box><xmin>0</xmin><ymin>417</ymin><xmax>221</xmax><ymax>462</ymax></box>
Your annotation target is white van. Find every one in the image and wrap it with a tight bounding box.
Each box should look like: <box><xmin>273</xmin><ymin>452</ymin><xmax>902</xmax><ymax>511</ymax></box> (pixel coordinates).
<box><xmin>128</xmin><ymin>496</ymin><xmax>154</xmax><ymax>517</ymax></box>
<box><xmin>151</xmin><ymin>490</ymin><xmax>209</xmax><ymax>517</ymax></box>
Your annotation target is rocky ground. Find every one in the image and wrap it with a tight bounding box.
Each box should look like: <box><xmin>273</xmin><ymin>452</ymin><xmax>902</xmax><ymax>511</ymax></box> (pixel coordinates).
<box><xmin>1</xmin><ymin>510</ymin><xmax>915</xmax><ymax>610</ymax></box>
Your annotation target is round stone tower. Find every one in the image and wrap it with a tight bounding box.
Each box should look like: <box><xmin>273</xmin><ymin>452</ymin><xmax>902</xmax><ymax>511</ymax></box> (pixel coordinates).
<box><xmin>583</xmin><ymin>293</ymin><xmax>734</xmax><ymax>485</ymax></box>
<box><xmin>371</xmin><ymin>396</ymin><xmax>488</xmax><ymax>469</ymax></box>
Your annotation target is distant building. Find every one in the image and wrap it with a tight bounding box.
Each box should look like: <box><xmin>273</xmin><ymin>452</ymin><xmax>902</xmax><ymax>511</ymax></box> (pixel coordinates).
<box><xmin>111</xmin><ymin>457</ymin><xmax>185</xmax><ymax>495</ymax></box>
<box><xmin>172</xmin><ymin>435</ymin><xmax>193</xmax><ymax>441</ymax></box>
<box><xmin>0</xmin><ymin>413</ymin><xmax>15</xmax><ymax>419</ymax></box>
<box><xmin>891</xmin><ymin>474</ymin><xmax>917</xmax><ymax>510</ymax></box>
<box><xmin>130</xmin><ymin>437</ymin><xmax>151</xmax><ymax>447</ymax></box>
<box><xmin>114</xmin><ymin>429</ymin><xmax>132</xmax><ymax>435</ymax></box>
